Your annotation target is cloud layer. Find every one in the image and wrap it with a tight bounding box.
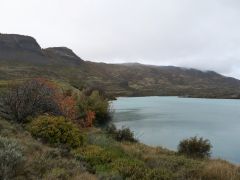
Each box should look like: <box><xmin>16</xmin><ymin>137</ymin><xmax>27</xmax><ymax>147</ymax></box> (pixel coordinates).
<box><xmin>1</xmin><ymin>0</ymin><xmax>240</xmax><ymax>78</ymax></box>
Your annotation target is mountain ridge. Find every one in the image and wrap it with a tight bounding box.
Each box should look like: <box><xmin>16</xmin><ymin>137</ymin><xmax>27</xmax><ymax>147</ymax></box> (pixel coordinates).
<box><xmin>0</xmin><ymin>33</ymin><xmax>240</xmax><ymax>99</ymax></box>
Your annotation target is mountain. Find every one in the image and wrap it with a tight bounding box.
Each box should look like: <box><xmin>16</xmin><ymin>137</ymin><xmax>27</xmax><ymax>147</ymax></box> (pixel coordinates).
<box><xmin>0</xmin><ymin>33</ymin><xmax>240</xmax><ymax>98</ymax></box>
<box><xmin>0</xmin><ymin>34</ymin><xmax>48</xmax><ymax>64</ymax></box>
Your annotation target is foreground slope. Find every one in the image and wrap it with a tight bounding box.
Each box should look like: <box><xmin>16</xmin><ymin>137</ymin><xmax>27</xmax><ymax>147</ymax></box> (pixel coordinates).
<box><xmin>1</xmin><ymin>117</ymin><xmax>240</xmax><ymax>180</ymax></box>
<box><xmin>1</xmin><ymin>33</ymin><xmax>240</xmax><ymax>98</ymax></box>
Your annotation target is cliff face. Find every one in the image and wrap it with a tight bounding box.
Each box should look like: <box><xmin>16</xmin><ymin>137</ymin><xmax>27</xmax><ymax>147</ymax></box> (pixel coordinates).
<box><xmin>0</xmin><ymin>34</ymin><xmax>47</xmax><ymax>64</ymax></box>
<box><xmin>0</xmin><ymin>34</ymin><xmax>83</xmax><ymax>65</ymax></box>
<box><xmin>0</xmin><ymin>34</ymin><xmax>42</xmax><ymax>53</ymax></box>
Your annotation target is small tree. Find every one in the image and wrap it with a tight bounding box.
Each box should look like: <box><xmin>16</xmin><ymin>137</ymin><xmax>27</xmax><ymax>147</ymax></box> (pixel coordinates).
<box><xmin>178</xmin><ymin>136</ymin><xmax>212</xmax><ymax>159</ymax></box>
<box><xmin>77</xmin><ymin>90</ymin><xmax>111</xmax><ymax>126</ymax></box>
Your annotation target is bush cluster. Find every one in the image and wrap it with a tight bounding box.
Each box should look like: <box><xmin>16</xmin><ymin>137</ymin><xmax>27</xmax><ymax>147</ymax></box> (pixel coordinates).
<box><xmin>28</xmin><ymin>115</ymin><xmax>83</xmax><ymax>148</ymax></box>
<box><xmin>77</xmin><ymin>90</ymin><xmax>111</xmax><ymax>126</ymax></box>
<box><xmin>22</xmin><ymin>148</ymin><xmax>87</xmax><ymax>180</ymax></box>
<box><xmin>0</xmin><ymin>79</ymin><xmax>61</xmax><ymax>122</ymax></box>
<box><xmin>0</xmin><ymin>79</ymin><xmax>113</xmax><ymax>129</ymax></box>
<box><xmin>106</xmin><ymin>124</ymin><xmax>137</xmax><ymax>142</ymax></box>
<box><xmin>178</xmin><ymin>136</ymin><xmax>212</xmax><ymax>159</ymax></box>
<box><xmin>111</xmin><ymin>158</ymin><xmax>173</xmax><ymax>180</ymax></box>
<box><xmin>0</xmin><ymin>136</ymin><xmax>24</xmax><ymax>180</ymax></box>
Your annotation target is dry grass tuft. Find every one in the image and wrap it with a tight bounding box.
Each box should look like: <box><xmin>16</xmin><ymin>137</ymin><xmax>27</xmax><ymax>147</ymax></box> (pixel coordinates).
<box><xmin>201</xmin><ymin>159</ymin><xmax>240</xmax><ymax>180</ymax></box>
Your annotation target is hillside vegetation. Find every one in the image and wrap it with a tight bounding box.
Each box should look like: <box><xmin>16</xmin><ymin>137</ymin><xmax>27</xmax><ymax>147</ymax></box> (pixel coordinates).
<box><xmin>0</xmin><ymin>78</ymin><xmax>239</xmax><ymax>180</ymax></box>
<box><xmin>1</xmin><ymin>34</ymin><xmax>240</xmax><ymax>99</ymax></box>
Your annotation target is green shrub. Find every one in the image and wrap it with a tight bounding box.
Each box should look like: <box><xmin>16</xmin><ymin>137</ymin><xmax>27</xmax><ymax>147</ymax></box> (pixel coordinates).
<box><xmin>87</xmin><ymin>132</ymin><xmax>117</xmax><ymax>149</ymax></box>
<box><xmin>28</xmin><ymin>115</ymin><xmax>83</xmax><ymax>148</ymax></box>
<box><xmin>73</xmin><ymin>144</ymin><xmax>128</xmax><ymax>175</ymax></box>
<box><xmin>178</xmin><ymin>136</ymin><xmax>212</xmax><ymax>159</ymax></box>
<box><xmin>116</xmin><ymin>127</ymin><xmax>137</xmax><ymax>142</ymax></box>
<box><xmin>111</xmin><ymin>158</ymin><xmax>146</xmax><ymax>179</ymax></box>
<box><xmin>29</xmin><ymin>149</ymin><xmax>85</xmax><ymax>179</ymax></box>
<box><xmin>106</xmin><ymin>124</ymin><xmax>138</xmax><ymax>142</ymax></box>
<box><xmin>43</xmin><ymin>168</ymin><xmax>70</xmax><ymax>180</ymax></box>
<box><xmin>77</xmin><ymin>90</ymin><xmax>111</xmax><ymax>126</ymax></box>
<box><xmin>74</xmin><ymin>145</ymin><xmax>120</xmax><ymax>166</ymax></box>
<box><xmin>145</xmin><ymin>168</ymin><xmax>173</xmax><ymax>180</ymax></box>
<box><xmin>105</xmin><ymin>123</ymin><xmax>117</xmax><ymax>135</ymax></box>
<box><xmin>111</xmin><ymin>158</ymin><xmax>173</xmax><ymax>180</ymax></box>
<box><xmin>0</xmin><ymin>136</ymin><xmax>24</xmax><ymax>180</ymax></box>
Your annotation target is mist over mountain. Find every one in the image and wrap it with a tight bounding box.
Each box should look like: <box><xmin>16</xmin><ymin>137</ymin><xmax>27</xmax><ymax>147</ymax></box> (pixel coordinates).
<box><xmin>1</xmin><ymin>33</ymin><xmax>240</xmax><ymax>99</ymax></box>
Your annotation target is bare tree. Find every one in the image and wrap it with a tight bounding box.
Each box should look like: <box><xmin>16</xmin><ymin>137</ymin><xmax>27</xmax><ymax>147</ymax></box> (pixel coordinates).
<box><xmin>0</xmin><ymin>79</ymin><xmax>61</xmax><ymax>123</ymax></box>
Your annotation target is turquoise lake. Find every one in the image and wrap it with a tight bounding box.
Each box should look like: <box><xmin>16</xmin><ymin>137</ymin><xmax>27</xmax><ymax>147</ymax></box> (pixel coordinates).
<box><xmin>112</xmin><ymin>96</ymin><xmax>240</xmax><ymax>164</ymax></box>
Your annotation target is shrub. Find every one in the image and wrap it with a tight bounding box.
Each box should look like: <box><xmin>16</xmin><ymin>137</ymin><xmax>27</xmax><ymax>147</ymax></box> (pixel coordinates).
<box><xmin>43</xmin><ymin>168</ymin><xmax>70</xmax><ymax>180</ymax></box>
<box><xmin>106</xmin><ymin>124</ymin><xmax>137</xmax><ymax>142</ymax></box>
<box><xmin>115</xmin><ymin>127</ymin><xmax>137</xmax><ymax>142</ymax></box>
<box><xmin>54</xmin><ymin>88</ymin><xmax>79</xmax><ymax>120</ymax></box>
<box><xmin>178</xmin><ymin>136</ymin><xmax>212</xmax><ymax>159</ymax></box>
<box><xmin>0</xmin><ymin>136</ymin><xmax>24</xmax><ymax>180</ymax></box>
<box><xmin>87</xmin><ymin>132</ymin><xmax>117</xmax><ymax>149</ymax></box>
<box><xmin>29</xmin><ymin>149</ymin><xmax>85</xmax><ymax>179</ymax></box>
<box><xmin>0</xmin><ymin>79</ymin><xmax>80</xmax><ymax>123</ymax></box>
<box><xmin>73</xmin><ymin>144</ymin><xmax>127</xmax><ymax>175</ymax></box>
<box><xmin>28</xmin><ymin>115</ymin><xmax>83</xmax><ymax>148</ymax></box>
<box><xmin>74</xmin><ymin>145</ymin><xmax>119</xmax><ymax>167</ymax></box>
<box><xmin>77</xmin><ymin>90</ymin><xmax>111</xmax><ymax>126</ymax></box>
<box><xmin>0</xmin><ymin>79</ymin><xmax>61</xmax><ymax>122</ymax></box>
<box><xmin>81</xmin><ymin>111</ymin><xmax>95</xmax><ymax>128</ymax></box>
<box><xmin>111</xmin><ymin>158</ymin><xmax>146</xmax><ymax>179</ymax></box>
<box><xmin>145</xmin><ymin>168</ymin><xmax>173</xmax><ymax>180</ymax></box>
<box><xmin>105</xmin><ymin>123</ymin><xmax>117</xmax><ymax>135</ymax></box>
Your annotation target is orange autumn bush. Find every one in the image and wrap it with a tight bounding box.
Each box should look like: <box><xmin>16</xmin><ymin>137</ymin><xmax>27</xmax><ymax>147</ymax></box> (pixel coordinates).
<box><xmin>82</xmin><ymin>111</ymin><xmax>95</xmax><ymax>127</ymax></box>
<box><xmin>33</xmin><ymin>78</ymin><xmax>79</xmax><ymax>121</ymax></box>
<box><xmin>54</xmin><ymin>90</ymin><xmax>78</xmax><ymax>120</ymax></box>
<box><xmin>1</xmin><ymin>78</ymin><xmax>76</xmax><ymax>121</ymax></box>
<box><xmin>0</xmin><ymin>78</ymin><xmax>101</xmax><ymax>127</ymax></box>
<box><xmin>37</xmin><ymin>78</ymin><xmax>97</xmax><ymax>127</ymax></box>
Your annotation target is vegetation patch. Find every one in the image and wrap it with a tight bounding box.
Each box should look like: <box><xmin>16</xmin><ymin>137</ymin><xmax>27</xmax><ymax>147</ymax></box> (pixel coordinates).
<box><xmin>178</xmin><ymin>136</ymin><xmax>212</xmax><ymax>159</ymax></box>
<box><xmin>0</xmin><ymin>77</ymin><xmax>239</xmax><ymax>180</ymax></box>
<box><xmin>106</xmin><ymin>124</ymin><xmax>138</xmax><ymax>142</ymax></box>
<box><xmin>28</xmin><ymin>115</ymin><xmax>83</xmax><ymax>148</ymax></box>
<box><xmin>0</xmin><ymin>136</ymin><xmax>24</xmax><ymax>180</ymax></box>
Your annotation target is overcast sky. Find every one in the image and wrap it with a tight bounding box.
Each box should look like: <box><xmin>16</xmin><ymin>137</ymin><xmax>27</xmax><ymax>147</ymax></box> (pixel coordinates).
<box><xmin>1</xmin><ymin>0</ymin><xmax>240</xmax><ymax>78</ymax></box>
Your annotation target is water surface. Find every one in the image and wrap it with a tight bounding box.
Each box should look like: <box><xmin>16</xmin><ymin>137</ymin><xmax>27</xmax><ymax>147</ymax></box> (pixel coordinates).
<box><xmin>112</xmin><ymin>96</ymin><xmax>240</xmax><ymax>163</ymax></box>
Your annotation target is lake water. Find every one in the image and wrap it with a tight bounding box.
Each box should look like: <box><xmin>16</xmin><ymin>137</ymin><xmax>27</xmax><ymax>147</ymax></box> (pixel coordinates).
<box><xmin>112</xmin><ymin>96</ymin><xmax>240</xmax><ymax>164</ymax></box>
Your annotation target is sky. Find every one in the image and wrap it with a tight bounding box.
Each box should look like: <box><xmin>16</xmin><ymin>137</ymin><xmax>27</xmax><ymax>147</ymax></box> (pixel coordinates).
<box><xmin>1</xmin><ymin>0</ymin><xmax>240</xmax><ymax>78</ymax></box>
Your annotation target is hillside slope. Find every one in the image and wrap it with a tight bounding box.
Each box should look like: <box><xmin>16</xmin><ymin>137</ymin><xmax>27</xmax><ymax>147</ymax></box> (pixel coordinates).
<box><xmin>1</xmin><ymin>116</ymin><xmax>239</xmax><ymax>180</ymax></box>
<box><xmin>0</xmin><ymin>33</ymin><xmax>240</xmax><ymax>98</ymax></box>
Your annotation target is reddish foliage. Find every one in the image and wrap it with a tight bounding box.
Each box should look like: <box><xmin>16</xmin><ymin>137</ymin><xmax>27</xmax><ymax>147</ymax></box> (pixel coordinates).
<box><xmin>58</xmin><ymin>95</ymin><xmax>78</xmax><ymax>120</ymax></box>
<box><xmin>82</xmin><ymin>111</ymin><xmax>95</xmax><ymax>127</ymax></box>
<box><xmin>2</xmin><ymin>77</ymin><xmax>96</xmax><ymax>127</ymax></box>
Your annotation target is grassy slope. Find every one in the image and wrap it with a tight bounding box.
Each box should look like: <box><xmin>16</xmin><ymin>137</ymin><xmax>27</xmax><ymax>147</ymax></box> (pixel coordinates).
<box><xmin>1</xmin><ymin>61</ymin><xmax>240</xmax><ymax>98</ymax></box>
<box><xmin>0</xmin><ymin>117</ymin><xmax>97</xmax><ymax>180</ymax></box>
<box><xmin>1</xmin><ymin>117</ymin><xmax>239</xmax><ymax>180</ymax></box>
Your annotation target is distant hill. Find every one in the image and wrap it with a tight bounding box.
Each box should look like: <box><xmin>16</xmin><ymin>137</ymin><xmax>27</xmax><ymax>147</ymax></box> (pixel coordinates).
<box><xmin>0</xmin><ymin>33</ymin><xmax>240</xmax><ymax>98</ymax></box>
